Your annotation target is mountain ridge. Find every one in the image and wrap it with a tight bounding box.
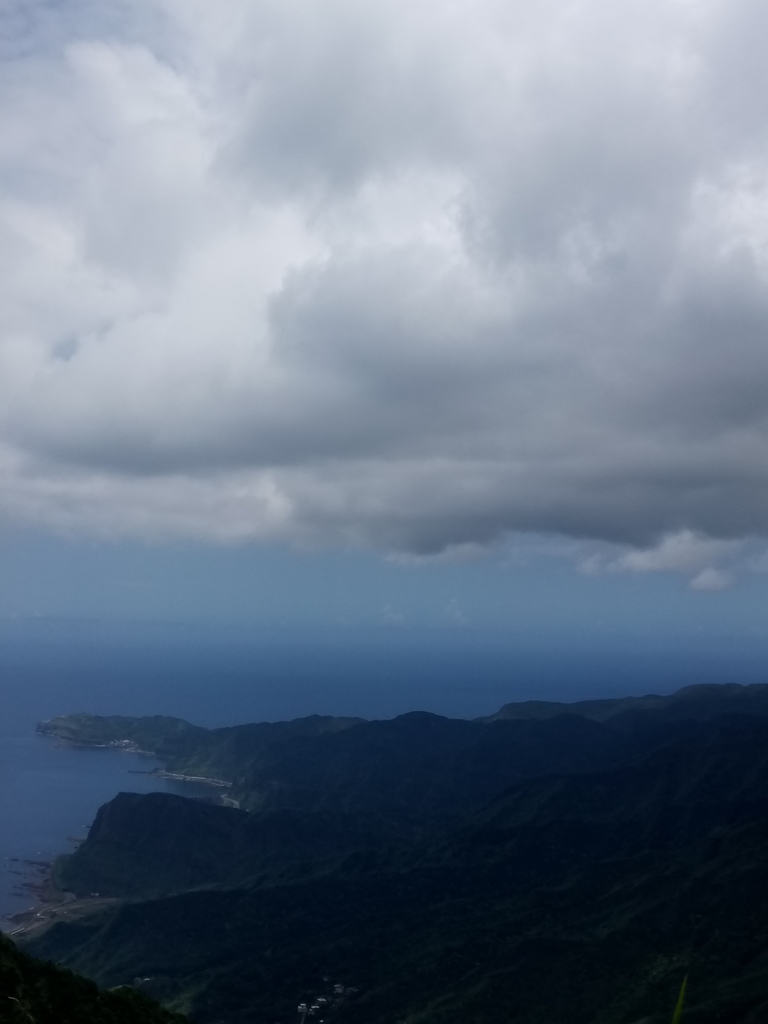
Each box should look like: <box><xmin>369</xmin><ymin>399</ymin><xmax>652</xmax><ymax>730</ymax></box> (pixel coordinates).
<box><xmin>25</xmin><ymin>683</ymin><xmax>768</xmax><ymax>1024</ymax></box>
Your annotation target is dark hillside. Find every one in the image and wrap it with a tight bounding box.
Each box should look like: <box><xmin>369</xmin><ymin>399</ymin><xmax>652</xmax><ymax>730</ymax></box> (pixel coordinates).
<box><xmin>155</xmin><ymin>714</ymin><xmax>367</xmax><ymax>782</ymax></box>
<box><xmin>41</xmin><ymin>709</ymin><xmax>638</xmax><ymax>820</ymax></box>
<box><xmin>40</xmin><ymin>685</ymin><xmax>768</xmax><ymax>821</ymax></box>
<box><xmin>53</xmin><ymin>712</ymin><xmax>637</xmax><ymax>900</ymax></box>
<box><xmin>229</xmin><ymin>712</ymin><xmax>632</xmax><ymax>819</ymax></box>
<box><xmin>28</xmin><ymin>714</ymin><xmax>768</xmax><ymax>1024</ymax></box>
<box><xmin>0</xmin><ymin>931</ymin><xmax>185</xmax><ymax>1024</ymax></box>
<box><xmin>483</xmin><ymin>682</ymin><xmax>768</xmax><ymax>725</ymax></box>
<box><xmin>55</xmin><ymin>793</ymin><xmax>390</xmax><ymax>898</ymax></box>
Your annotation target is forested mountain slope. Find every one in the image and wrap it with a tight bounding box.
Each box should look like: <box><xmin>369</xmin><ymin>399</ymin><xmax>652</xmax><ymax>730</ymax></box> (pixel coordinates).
<box><xmin>0</xmin><ymin>931</ymin><xmax>186</xmax><ymax>1024</ymax></box>
<box><xmin>27</xmin><ymin>684</ymin><xmax>768</xmax><ymax>1024</ymax></box>
<box><xmin>481</xmin><ymin>681</ymin><xmax>768</xmax><ymax>724</ymax></box>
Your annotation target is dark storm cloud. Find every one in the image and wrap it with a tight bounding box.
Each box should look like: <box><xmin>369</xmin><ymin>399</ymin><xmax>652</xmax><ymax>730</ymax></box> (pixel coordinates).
<box><xmin>1</xmin><ymin>0</ymin><xmax>768</xmax><ymax>578</ymax></box>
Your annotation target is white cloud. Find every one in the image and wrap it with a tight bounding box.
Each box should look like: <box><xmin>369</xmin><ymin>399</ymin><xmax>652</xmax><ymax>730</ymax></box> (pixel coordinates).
<box><xmin>587</xmin><ymin>529</ymin><xmax>741</xmax><ymax>590</ymax></box>
<box><xmin>1</xmin><ymin>1</ymin><xmax>768</xmax><ymax>553</ymax></box>
<box><xmin>613</xmin><ymin>530</ymin><xmax>739</xmax><ymax>574</ymax></box>
<box><xmin>689</xmin><ymin>566</ymin><xmax>733</xmax><ymax>591</ymax></box>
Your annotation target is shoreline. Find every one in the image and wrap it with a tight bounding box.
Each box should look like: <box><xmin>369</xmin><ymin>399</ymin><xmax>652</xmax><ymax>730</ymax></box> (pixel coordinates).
<box><xmin>129</xmin><ymin>768</ymin><xmax>241</xmax><ymax>805</ymax></box>
<box><xmin>149</xmin><ymin>769</ymin><xmax>232</xmax><ymax>788</ymax></box>
<box><xmin>4</xmin><ymin>858</ymin><xmax>54</xmax><ymax>926</ymax></box>
<box><xmin>45</xmin><ymin>738</ymin><xmax>156</xmax><ymax>757</ymax></box>
<box><xmin>1</xmin><ymin>775</ymin><xmax>240</xmax><ymax>940</ymax></box>
<box><xmin>129</xmin><ymin>766</ymin><xmax>238</xmax><ymax>796</ymax></box>
<box><xmin>1</xmin><ymin>735</ymin><xmax>240</xmax><ymax>937</ymax></box>
<box><xmin>6</xmin><ymin>889</ymin><xmax>123</xmax><ymax>941</ymax></box>
<box><xmin>3</xmin><ymin>858</ymin><xmax>73</xmax><ymax>939</ymax></box>
<box><xmin>3</xmin><ymin>842</ymin><xmax>124</xmax><ymax>941</ymax></box>
<box><xmin>41</xmin><ymin>732</ymin><xmax>232</xmax><ymax>789</ymax></box>
<box><xmin>1</xmin><ymin>832</ymin><xmax>90</xmax><ymax>938</ymax></box>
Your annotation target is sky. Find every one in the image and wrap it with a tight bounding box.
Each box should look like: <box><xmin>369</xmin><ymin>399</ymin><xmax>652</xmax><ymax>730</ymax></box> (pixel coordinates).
<box><xmin>2</xmin><ymin>0</ymin><xmax>768</xmax><ymax>696</ymax></box>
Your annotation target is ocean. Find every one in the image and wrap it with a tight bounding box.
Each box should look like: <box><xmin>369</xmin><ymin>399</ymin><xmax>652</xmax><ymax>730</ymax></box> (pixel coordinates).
<box><xmin>0</xmin><ymin>736</ymin><xmax>207</xmax><ymax>925</ymax></box>
<box><xmin>3</xmin><ymin>616</ymin><xmax>768</xmax><ymax>927</ymax></box>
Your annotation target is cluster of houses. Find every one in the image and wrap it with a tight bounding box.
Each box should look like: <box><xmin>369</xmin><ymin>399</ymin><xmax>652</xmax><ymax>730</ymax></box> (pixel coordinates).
<box><xmin>297</xmin><ymin>982</ymin><xmax>359</xmax><ymax>1022</ymax></box>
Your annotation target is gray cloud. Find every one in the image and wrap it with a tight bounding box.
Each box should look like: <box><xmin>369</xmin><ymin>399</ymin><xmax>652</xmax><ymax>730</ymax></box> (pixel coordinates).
<box><xmin>1</xmin><ymin>0</ymin><xmax>768</xmax><ymax>562</ymax></box>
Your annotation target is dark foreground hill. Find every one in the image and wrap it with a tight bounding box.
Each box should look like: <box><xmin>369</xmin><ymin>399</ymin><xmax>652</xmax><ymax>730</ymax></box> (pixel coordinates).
<box><xmin>26</xmin><ymin>684</ymin><xmax>768</xmax><ymax>1024</ymax></box>
<box><xmin>0</xmin><ymin>931</ymin><xmax>186</xmax><ymax>1024</ymax></box>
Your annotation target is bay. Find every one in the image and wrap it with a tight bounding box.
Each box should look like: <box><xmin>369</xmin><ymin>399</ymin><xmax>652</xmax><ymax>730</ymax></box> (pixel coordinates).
<box><xmin>0</xmin><ymin>734</ymin><xmax>211</xmax><ymax>927</ymax></box>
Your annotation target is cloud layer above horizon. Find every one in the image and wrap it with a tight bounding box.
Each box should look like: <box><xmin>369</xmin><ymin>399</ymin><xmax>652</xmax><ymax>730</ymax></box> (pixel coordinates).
<box><xmin>2</xmin><ymin>0</ymin><xmax>768</xmax><ymax>567</ymax></box>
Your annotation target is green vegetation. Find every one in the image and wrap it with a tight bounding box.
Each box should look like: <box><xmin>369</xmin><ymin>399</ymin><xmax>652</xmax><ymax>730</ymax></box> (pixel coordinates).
<box><xmin>26</xmin><ymin>684</ymin><xmax>768</xmax><ymax>1024</ymax></box>
<box><xmin>671</xmin><ymin>976</ymin><xmax>687</xmax><ymax>1024</ymax></box>
<box><xmin>36</xmin><ymin>715</ymin><xmax>205</xmax><ymax>755</ymax></box>
<box><xmin>0</xmin><ymin>931</ymin><xmax>186</xmax><ymax>1024</ymax></box>
<box><xmin>38</xmin><ymin>713</ymin><xmax>367</xmax><ymax>802</ymax></box>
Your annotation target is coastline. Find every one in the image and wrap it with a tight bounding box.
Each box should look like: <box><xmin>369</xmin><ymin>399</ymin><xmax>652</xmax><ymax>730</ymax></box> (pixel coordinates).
<box><xmin>130</xmin><ymin>767</ymin><xmax>239</xmax><ymax>803</ymax></box>
<box><xmin>2</xmin><ymin>725</ymin><xmax>244</xmax><ymax>936</ymax></box>
<box><xmin>149</xmin><ymin>769</ymin><xmax>232</xmax><ymax>788</ymax></box>
<box><xmin>4</xmin><ymin>857</ymin><xmax>73</xmax><ymax>939</ymax></box>
<box><xmin>4</xmin><ymin>775</ymin><xmax>240</xmax><ymax>939</ymax></box>
<box><xmin>2</xmin><ymin>775</ymin><xmax>240</xmax><ymax>938</ymax></box>
<box><xmin>2</xmin><ymin>730</ymin><xmax>239</xmax><ymax>935</ymax></box>
<box><xmin>39</xmin><ymin>728</ymin><xmax>233</xmax><ymax>789</ymax></box>
<box><xmin>7</xmin><ymin>886</ymin><xmax>123</xmax><ymax>941</ymax></box>
<box><xmin>44</xmin><ymin>737</ymin><xmax>157</xmax><ymax>758</ymax></box>
<box><xmin>2</xmin><ymin>830</ymin><xmax>90</xmax><ymax>938</ymax></box>
<box><xmin>3</xmin><ymin>857</ymin><xmax>54</xmax><ymax>932</ymax></box>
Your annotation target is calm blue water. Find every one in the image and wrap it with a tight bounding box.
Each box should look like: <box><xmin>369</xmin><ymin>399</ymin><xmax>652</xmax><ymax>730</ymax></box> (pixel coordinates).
<box><xmin>0</xmin><ymin>737</ymin><xmax>202</xmax><ymax>925</ymax></box>
<box><xmin>2</xmin><ymin>617</ymin><xmax>768</xmax><ymax>926</ymax></box>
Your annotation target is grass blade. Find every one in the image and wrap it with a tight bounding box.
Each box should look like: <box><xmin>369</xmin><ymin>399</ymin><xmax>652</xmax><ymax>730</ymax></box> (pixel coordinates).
<box><xmin>671</xmin><ymin>976</ymin><xmax>687</xmax><ymax>1024</ymax></box>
